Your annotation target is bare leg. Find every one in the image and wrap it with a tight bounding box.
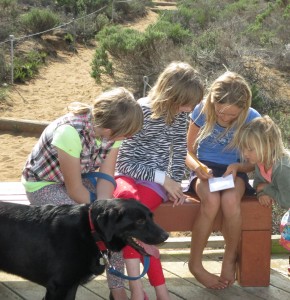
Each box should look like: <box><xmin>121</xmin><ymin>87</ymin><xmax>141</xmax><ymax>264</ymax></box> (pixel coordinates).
<box><xmin>155</xmin><ymin>284</ymin><xmax>170</xmax><ymax>300</ymax></box>
<box><xmin>188</xmin><ymin>179</ymin><xmax>228</xmax><ymax>289</ymax></box>
<box><xmin>220</xmin><ymin>178</ymin><xmax>245</xmax><ymax>286</ymax></box>
<box><xmin>125</xmin><ymin>258</ymin><xmax>145</xmax><ymax>300</ymax></box>
<box><xmin>110</xmin><ymin>288</ymin><xmax>128</xmax><ymax>300</ymax></box>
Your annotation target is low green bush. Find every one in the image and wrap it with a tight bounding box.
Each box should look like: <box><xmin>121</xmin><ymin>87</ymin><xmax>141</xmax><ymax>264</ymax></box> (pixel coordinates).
<box><xmin>13</xmin><ymin>50</ymin><xmax>47</xmax><ymax>83</ymax></box>
<box><xmin>92</xmin><ymin>17</ymin><xmax>191</xmax><ymax>87</ymax></box>
<box><xmin>21</xmin><ymin>8</ymin><xmax>60</xmax><ymax>35</ymax></box>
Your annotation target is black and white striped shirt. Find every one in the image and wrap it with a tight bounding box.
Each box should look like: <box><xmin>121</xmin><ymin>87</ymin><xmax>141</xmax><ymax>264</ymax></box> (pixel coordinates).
<box><xmin>116</xmin><ymin>97</ymin><xmax>188</xmax><ymax>184</ymax></box>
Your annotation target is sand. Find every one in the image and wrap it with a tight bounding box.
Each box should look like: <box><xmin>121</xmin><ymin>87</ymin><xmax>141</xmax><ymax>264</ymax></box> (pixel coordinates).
<box><xmin>0</xmin><ymin>10</ymin><xmax>159</xmax><ymax>181</ymax></box>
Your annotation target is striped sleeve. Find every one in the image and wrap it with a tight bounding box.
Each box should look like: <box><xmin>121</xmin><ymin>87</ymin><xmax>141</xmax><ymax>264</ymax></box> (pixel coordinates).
<box><xmin>116</xmin><ymin>108</ymin><xmax>188</xmax><ymax>184</ymax></box>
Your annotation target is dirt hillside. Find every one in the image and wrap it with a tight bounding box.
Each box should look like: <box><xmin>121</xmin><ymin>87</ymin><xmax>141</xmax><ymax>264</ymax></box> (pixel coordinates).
<box><xmin>0</xmin><ymin>10</ymin><xmax>160</xmax><ymax>181</ymax></box>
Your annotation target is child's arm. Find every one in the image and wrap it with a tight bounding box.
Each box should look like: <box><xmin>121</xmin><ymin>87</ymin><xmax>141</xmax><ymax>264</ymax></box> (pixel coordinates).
<box><xmin>223</xmin><ymin>162</ymin><xmax>255</xmax><ymax>178</ymax></box>
<box><xmin>257</xmin><ymin>194</ymin><xmax>273</xmax><ymax>208</ymax></box>
<box><xmin>170</xmin><ymin>113</ymin><xmax>188</xmax><ymax>182</ymax></box>
<box><xmin>186</xmin><ymin>121</ymin><xmax>212</xmax><ymax>179</ymax></box>
<box><xmin>256</xmin><ymin>182</ymin><xmax>273</xmax><ymax>207</ymax></box>
<box><xmin>57</xmin><ymin>147</ymin><xmax>91</xmax><ymax>204</ymax></box>
<box><xmin>97</xmin><ymin>147</ymin><xmax>119</xmax><ymax>200</ymax></box>
<box><xmin>255</xmin><ymin>162</ymin><xmax>290</xmax><ymax>209</ymax></box>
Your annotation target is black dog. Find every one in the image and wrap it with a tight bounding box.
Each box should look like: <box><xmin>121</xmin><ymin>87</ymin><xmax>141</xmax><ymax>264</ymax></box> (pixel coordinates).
<box><xmin>0</xmin><ymin>198</ymin><xmax>168</xmax><ymax>300</ymax></box>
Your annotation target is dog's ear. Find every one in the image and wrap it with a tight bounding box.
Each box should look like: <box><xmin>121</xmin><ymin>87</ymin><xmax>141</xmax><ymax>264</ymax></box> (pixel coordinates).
<box><xmin>96</xmin><ymin>208</ymin><xmax>119</xmax><ymax>242</ymax></box>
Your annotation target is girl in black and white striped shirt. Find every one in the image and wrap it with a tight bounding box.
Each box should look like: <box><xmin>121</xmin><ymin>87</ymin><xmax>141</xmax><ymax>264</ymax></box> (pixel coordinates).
<box><xmin>110</xmin><ymin>62</ymin><xmax>204</xmax><ymax>300</ymax></box>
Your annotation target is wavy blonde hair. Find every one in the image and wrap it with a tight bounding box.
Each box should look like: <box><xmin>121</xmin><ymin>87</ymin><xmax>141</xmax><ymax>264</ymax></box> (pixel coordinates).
<box><xmin>235</xmin><ymin>115</ymin><xmax>289</xmax><ymax>169</ymax></box>
<box><xmin>197</xmin><ymin>71</ymin><xmax>252</xmax><ymax>143</ymax></box>
<box><xmin>149</xmin><ymin>61</ymin><xmax>204</xmax><ymax>125</ymax></box>
<box><xmin>68</xmin><ymin>87</ymin><xmax>143</xmax><ymax>139</ymax></box>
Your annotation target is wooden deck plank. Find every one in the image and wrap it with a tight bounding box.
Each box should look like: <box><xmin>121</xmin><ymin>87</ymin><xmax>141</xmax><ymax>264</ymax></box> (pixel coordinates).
<box><xmin>0</xmin><ymin>282</ymin><xmax>23</xmax><ymax>300</ymax></box>
<box><xmin>160</xmin><ymin>252</ymin><xmax>264</xmax><ymax>299</ymax></box>
<box><xmin>0</xmin><ymin>252</ymin><xmax>289</xmax><ymax>299</ymax></box>
<box><xmin>83</xmin><ymin>274</ymin><xmax>117</xmax><ymax>299</ymax></box>
<box><xmin>242</xmin><ymin>272</ymin><xmax>290</xmax><ymax>300</ymax></box>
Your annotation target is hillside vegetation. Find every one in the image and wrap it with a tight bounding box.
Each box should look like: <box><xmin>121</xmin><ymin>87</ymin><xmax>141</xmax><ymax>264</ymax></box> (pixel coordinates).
<box><xmin>0</xmin><ymin>0</ymin><xmax>289</xmax><ymax>149</ymax></box>
<box><xmin>93</xmin><ymin>1</ymin><xmax>290</xmax><ymax>120</ymax></box>
<box><xmin>0</xmin><ymin>0</ymin><xmax>152</xmax><ymax>84</ymax></box>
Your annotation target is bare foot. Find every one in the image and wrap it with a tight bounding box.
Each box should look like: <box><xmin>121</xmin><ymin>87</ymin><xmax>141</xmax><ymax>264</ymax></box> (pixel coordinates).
<box><xmin>193</xmin><ymin>267</ymin><xmax>228</xmax><ymax>289</ymax></box>
<box><xmin>220</xmin><ymin>259</ymin><xmax>236</xmax><ymax>286</ymax></box>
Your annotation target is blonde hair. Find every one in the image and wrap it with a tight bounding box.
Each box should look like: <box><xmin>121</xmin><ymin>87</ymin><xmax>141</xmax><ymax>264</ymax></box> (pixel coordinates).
<box><xmin>68</xmin><ymin>87</ymin><xmax>143</xmax><ymax>139</ymax></box>
<box><xmin>236</xmin><ymin>115</ymin><xmax>289</xmax><ymax>169</ymax></box>
<box><xmin>197</xmin><ymin>71</ymin><xmax>252</xmax><ymax>142</ymax></box>
<box><xmin>149</xmin><ymin>61</ymin><xmax>204</xmax><ymax>125</ymax></box>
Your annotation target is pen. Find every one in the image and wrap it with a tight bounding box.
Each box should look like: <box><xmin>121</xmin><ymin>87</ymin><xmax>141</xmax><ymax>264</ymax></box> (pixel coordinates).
<box><xmin>188</xmin><ymin>152</ymin><xmax>210</xmax><ymax>175</ymax></box>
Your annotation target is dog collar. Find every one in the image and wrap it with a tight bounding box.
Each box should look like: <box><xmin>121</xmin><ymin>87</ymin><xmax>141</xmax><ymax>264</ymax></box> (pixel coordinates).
<box><xmin>88</xmin><ymin>207</ymin><xmax>107</xmax><ymax>251</ymax></box>
<box><xmin>88</xmin><ymin>206</ymin><xmax>150</xmax><ymax>281</ymax></box>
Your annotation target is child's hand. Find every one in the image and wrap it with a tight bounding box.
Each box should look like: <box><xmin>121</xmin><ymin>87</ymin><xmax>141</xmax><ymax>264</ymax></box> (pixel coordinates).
<box><xmin>167</xmin><ymin>193</ymin><xmax>186</xmax><ymax>207</ymax></box>
<box><xmin>195</xmin><ymin>165</ymin><xmax>213</xmax><ymax>180</ymax></box>
<box><xmin>164</xmin><ymin>177</ymin><xmax>185</xmax><ymax>206</ymax></box>
<box><xmin>258</xmin><ymin>194</ymin><xmax>273</xmax><ymax>208</ymax></box>
<box><xmin>223</xmin><ymin>163</ymin><xmax>239</xmax><ymax>179</ymax></box>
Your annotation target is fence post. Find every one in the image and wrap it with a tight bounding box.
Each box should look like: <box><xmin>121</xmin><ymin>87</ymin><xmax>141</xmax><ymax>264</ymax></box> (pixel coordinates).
<box><xmin>111</xmin><ymin>0</ymin><xmax>115</xmax><ymax>22</ymax></box>
<box><xmin>9</xmin><ymin>35</ymin><xmax>14</xmax><ymax>85</ymax></box>
<box><xmin>143</xmin><ymin>76</ymin><xmax>149</xmax><ymax>97</ymax></box>
<box><xmin>72</xmin><ymin>18</ymin><xmax>76</xmax><ymax>53</ymax></box>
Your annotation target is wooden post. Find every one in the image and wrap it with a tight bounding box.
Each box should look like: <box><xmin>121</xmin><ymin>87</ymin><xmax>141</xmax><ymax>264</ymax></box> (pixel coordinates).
<box><xmin>237</xmin><ymin>230</ymin><xmax>271</xmax><ymax>286</ymax></box>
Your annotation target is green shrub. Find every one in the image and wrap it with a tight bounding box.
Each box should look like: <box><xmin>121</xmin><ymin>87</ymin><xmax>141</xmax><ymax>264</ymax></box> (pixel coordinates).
<box><xmin>251</xmin><ymin>84</ymin><xmax>265</xmax><ymax>111</ymax></box>
<box><xmin>92</xmin><ymin>24</ymin><xmax>166</xmax><ymax>83</ymax></box>
<box><xmin>270</xmin><ymin>109</ymin><xmax>290</xmax><ymax>148</ymax></box>
<box><xmin>64</xmin><ymin>33</ymin><xmax>74</xmax><ymax>44</ymax></box>
<box><xmin>245</xmin><ymin>0</ymin><xmax>290</xmax><ymax>46</ymax></box>
<box><xmin>147</xmin><ymin>20</ymin><xmax>191</xmax><ymax>44</ymax></box>
<box><xmin>21</xmin><ymin>8</ymin><xmax>60</xmax><ymax>35</ymax></box>
<box><xmin>91</xmin><ymin>47</ymin><xmax>113</xmax><ymax>83</ymax></box>
<box><xmin>0</xmin><ymin>0</ymin><xmax>17</xmax><ymax>15</ymax></box>
<box><xmin>92</xmin><ymin>22</ymin><xmax>189</xmax><ymax>94</ymax></box>
<box><xmin>14</xmin><ymin>50</ymin><xmax>47</xmax><ymax>83</ymax></box>
<box><xmin>92</xmin><ymin>15</ymin><xmax>191</xmax><ymax>83</ymax></box>
<box><xmin>176</xmin><ymin>0</ymin><xmax>217</xmax><ymax>30</ymax></box>
<box><xmin>112</xmin><ymin>0</ymin><xmax>150</xmax><ymax>21</ymax></box>
<box><xmin>95</xmin><ymin>13</ymin><xmax>110</xmax><ymax>32</ymax></box>
<box><xmin>55</xmin><ymin>0</ymin><xmax>107</xmax><ymax>16</ymax></box>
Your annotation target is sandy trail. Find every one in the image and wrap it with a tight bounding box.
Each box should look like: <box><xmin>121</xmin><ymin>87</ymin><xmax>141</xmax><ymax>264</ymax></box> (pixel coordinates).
<box><xmin>0</xmin><ymin>10</ymin><xmax>159</xmax><ymax>181</ymax></box>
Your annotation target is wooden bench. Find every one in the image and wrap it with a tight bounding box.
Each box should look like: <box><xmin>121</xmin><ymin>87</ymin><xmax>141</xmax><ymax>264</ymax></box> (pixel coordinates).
<box><xmin>154</xmin><ymin>187</ymin><xmax>272</xmax><ymax>287</ymax></box>
<box><xmin>0</xmin><ymin>181</ymin><xmax>272</xmax><ymax>287</ymax></box>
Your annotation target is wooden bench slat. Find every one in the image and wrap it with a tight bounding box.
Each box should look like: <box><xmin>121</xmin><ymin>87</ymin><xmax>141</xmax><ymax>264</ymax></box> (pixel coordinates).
<box><xmin>0</xmin><ymin>182</ymin><xmax>26</xmax><ymax>194</ymax></box>
<box><xmin>0</xmin><ymin>195</ymin><xmax>29</xmax><ymax>201</ymax></box>
<box><xmin>0</xmin><ymin>182</ymin><xmax>28</xmax><ymax>204</ymax></box>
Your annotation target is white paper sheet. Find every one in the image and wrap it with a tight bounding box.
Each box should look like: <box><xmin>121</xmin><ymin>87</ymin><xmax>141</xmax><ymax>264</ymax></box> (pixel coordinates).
<box><xmin>208</xmin><ymin>174</ymin><xmax>235</xmax><ymax>192</ymax></box>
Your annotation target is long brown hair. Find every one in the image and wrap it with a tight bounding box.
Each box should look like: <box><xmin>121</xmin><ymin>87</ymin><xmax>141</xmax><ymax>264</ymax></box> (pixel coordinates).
<box><xmin>197</xmin><ymin>71</ymin><xmax>252</xmax><ymax>143</ymax></box>
<box><xmin>149</xmin><ymin>61</ymin><xmax>204</xmax><ymax>125</ymax></box>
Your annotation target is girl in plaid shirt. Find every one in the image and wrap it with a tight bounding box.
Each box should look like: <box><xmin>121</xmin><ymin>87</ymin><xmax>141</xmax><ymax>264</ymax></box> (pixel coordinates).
<box><xmin>22</xmin><ymin>87</ymin><xmax>143</xmax><ymax>205</ymax></box>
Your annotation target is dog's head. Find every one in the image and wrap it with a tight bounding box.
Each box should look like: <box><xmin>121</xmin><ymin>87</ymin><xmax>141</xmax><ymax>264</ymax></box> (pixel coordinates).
<box><xmin>90</xmin><ymin>198</ymin><xmax>169</xmax><ymax>255</ymax></box>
